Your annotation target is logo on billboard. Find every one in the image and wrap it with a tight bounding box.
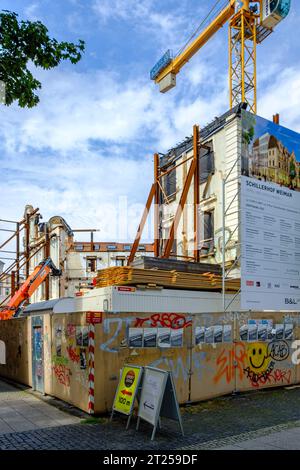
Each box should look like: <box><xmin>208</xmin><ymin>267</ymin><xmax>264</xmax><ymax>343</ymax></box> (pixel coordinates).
<box><xmin>246</xmin><ymin>280</ymin><xmax>254</xmax><ymax>287</ymax></box>
<box><xmin>285</xmin><ymin>298</ymin><xmax>297</xmax><ymax>305</ymax></box>
<box><xmin>256</xmin><ymin>281</ymin><xmax>261</xmax><ymax>287</ymax></box>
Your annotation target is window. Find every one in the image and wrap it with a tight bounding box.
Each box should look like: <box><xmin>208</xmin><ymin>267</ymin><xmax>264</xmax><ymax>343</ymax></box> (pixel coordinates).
<box><xmin>107</xmin><ymin>245</ymin><xmax>117</xmax><ymax>250</ymax></box>
<box><xmin>163</xmin><ymin>165</ymin><xmax>176</xmax><ymax>201</ymax></box>
<box><xmin>93</xmin><ymin>244</ymin><xmax>100</xmax><ymax>250</ymax></box>
<box><xmin>123</xmin><ymin>245</ymin><xmax>131</xmax><ymax>251</ymax></box>
<box><xmin>115</xmin><ymin>257</ymin><xmax>125</xmax><ymax>267</ymax></box>
<box><xmin>201</xmin><ymin>211</ymin><xmax>214</xmax><ymax>254</ymax></box>
<box><xmin>86</xmin><ymin>257</ymin><xmax>97</xmax><ymax>273</ymax></box>
<box><xmin>75</xmin><ymin>244</ymin><xmax>84</xmax><ymax>251</ymax></box>
<box><xmin>200</xmin><ymin>141</ymin><xmax>214</xmax><ymax>183</ymax></box>
<box><xmin>138</xmin><ymin>246</ymin><xmax>145</xmax><ymax>251</ymax></box>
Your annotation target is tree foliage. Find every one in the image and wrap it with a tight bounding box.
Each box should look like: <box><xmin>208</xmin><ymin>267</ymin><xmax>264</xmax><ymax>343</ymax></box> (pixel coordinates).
<box><xmin>0</xmin><ymin>10</ymin><xmax>85</xmax><ymax>107</ymax></box>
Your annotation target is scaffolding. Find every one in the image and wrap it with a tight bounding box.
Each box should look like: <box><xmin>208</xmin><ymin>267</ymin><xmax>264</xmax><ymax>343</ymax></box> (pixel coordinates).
<box><xmin>0</xmin><ymin>208</ymin><xmax>49</xmax><ymax>307</ymax></box>
<box><xmin>221</xmin><ymin>157</ymin><xmax>242</xmax><ymax>311</ymax></box>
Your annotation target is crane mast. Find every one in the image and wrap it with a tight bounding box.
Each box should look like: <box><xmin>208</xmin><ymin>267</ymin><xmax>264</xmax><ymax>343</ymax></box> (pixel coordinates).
<box><xmin>151</xmin><ymin>0</ymin><xmax>291</xmax><ymax>114</ymax></box>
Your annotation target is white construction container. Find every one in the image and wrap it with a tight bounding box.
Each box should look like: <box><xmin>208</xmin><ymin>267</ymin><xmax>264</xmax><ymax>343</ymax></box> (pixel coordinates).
<box><xmin>51</xmin><ymin>286</ymin><xmax>241</xmax><ymax>314</ymax></box>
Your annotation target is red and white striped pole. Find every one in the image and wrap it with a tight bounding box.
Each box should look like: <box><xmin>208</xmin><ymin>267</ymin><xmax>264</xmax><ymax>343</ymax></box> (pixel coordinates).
<box><xmin>88</xmin><ymin>323</ymin><xmax>95</xmax><ymax>414</ymax></box>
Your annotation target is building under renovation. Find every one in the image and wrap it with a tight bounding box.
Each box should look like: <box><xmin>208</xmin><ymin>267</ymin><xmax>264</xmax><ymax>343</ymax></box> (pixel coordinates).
<box><xmin>130</xmin><ymin>105</ymin><xmax>300</xmax><ymax>282</ymax></box>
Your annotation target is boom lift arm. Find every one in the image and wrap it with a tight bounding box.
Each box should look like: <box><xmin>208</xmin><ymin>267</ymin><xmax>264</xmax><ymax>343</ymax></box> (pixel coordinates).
<box><xmin>0</xmin><ymin>257</ymin><xmax>61</xmax><ymax>320</ymax></box>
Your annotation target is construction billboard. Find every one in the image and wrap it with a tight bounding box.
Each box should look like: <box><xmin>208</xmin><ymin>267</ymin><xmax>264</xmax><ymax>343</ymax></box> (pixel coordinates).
<box><xmin>241</xmin><ymin>111</ymin><xmax>300</xmax><ymax>310</ymax></box>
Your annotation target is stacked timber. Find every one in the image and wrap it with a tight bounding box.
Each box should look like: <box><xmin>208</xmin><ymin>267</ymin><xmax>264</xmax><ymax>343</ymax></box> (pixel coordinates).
<box><xmin>94</xmin><ymin>267</ymin><xmax>240</xmax><ymax>292</ymax></box>
<box><xmin>131</xmin><ymin>256</ymin><xmax>222</xmax><ymax>275</ymax></box>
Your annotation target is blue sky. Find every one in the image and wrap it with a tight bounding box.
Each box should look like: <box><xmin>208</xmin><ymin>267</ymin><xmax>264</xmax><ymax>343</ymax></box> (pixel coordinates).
<box><xmin>252</xmin><ymin>115</ymin><xmax>300</xmax><ymax>161</ymax></box>
<box><xmin>0</xmin><ymin>0</ymin><xmax>300</xmax><ymax>242</ymax></box>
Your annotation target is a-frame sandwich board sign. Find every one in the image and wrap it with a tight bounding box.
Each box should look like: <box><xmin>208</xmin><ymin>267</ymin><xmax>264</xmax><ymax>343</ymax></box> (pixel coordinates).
<box><xmin>110</xmin><ymin>365</ymin><xmax>143</xmax><ymax>430</ymax></box>
<box><xmin>136</xmin><ymin>366</ymin><xmax>184</xmax><ymax>440</ymax></box>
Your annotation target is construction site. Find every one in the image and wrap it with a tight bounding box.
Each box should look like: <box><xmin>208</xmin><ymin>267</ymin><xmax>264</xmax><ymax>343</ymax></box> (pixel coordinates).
<box><xmin>1</xmin><ymin>0</ymin><xmax>300</xmax><ymax>449</ymax></box>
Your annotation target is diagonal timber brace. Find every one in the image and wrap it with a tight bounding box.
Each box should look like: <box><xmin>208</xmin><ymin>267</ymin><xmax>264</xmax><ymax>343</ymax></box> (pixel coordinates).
<box><xmin>127</xmin><ymin>183</ymin><xmax>156</xmax><ymax>265</ymax></box>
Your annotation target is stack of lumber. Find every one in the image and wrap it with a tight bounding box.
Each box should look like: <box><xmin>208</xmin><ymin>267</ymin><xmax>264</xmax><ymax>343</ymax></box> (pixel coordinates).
<box><xmin>94</xmin><ymin>267</ymin><xmax>240</xmax><ymax>292</ymax></box>
<box><xmin>131</xmin><ymin>256</ymin><xmax>222</xmax><ymax>275</ymax></box>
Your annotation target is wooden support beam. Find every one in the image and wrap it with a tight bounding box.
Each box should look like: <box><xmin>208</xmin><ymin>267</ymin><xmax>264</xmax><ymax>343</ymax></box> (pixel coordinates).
<box><xmin>162</xmin><ymin>158</ymin><xmax>197</xmax><ymax>259</ymax></box>
<box><xmin>127</xmin><ymin>183</ymin><xmax>156</xmax><ymax>265</ymax></box>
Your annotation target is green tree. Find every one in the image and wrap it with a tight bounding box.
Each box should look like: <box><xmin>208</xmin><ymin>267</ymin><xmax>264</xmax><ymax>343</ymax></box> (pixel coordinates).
<box><xmin>0</xmin><ymin>10</ymin><xmax>85</xmax><ymax>108</ymax></box>
<box><xmin>242</xmin><ymin>125</ymin><xmax>255</xmax><ymax>145</ymax></box>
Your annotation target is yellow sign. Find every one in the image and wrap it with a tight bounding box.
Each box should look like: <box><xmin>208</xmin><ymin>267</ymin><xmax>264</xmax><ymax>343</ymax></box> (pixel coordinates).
<box><xmin>113</xmin><ymin>365</ymin><xmax>142</xmax><ymax>415</ymax></box>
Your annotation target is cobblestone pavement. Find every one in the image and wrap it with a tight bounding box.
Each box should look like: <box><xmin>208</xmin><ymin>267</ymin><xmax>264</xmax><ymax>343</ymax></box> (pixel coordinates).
<box><xmin>1</xmin><ymin>379</ymin><xmax>300</xmax><ymax>449</ymax></box>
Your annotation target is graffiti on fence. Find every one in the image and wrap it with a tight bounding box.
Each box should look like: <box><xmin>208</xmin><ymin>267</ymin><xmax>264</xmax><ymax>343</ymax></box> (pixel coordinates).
<box><xmin>53</xmin><ymin>364</ymin><xmax>71</xmax><ymax>387</ymax></box>
<box><xmin>67</xmin><ymin>346</ymin><xmax>80</xmax><ymax>363</ymax></box>
<box><xmin>150</xmin><ymin>351</ymin><xmax>213</xmax><ymax>383</ymax></box>
<box><xmin>134</xmin><ymin>313</ymin><xmax>192</xmax><ymax>329</ymax></box>
<box><xmin>52</xmin><ymin>355</ymin><xmax>69</xmax><ymax>366</ymax></box>
<box><xmin>213</xmin><ymin>343</ymin><xmax>247</xmax><ymax>384</ymax></box>
<box><xmin>244</xmin><ymin>364</ymin><xmax>292</xmax><ymax>388</ymax></box>
<box><xmin>100</xmin><ymin>317</ymin><xmax>135</xmax><ymax>353</ymax></box>
<box><xmin>244</xmin><ymin>340</ymin><xmax>292</xmax><ymax>388</ymax></box>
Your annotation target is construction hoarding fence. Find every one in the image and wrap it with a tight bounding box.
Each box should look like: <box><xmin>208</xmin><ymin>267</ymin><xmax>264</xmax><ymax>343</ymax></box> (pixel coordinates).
<box><xmin>0</xmin><ymin>310</ymin><xmax>299</xmax><ymax>413</ymax></box>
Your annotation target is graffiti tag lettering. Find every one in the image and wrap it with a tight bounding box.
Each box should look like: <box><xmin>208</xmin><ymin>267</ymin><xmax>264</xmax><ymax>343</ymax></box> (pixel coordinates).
<box><xmin>101</xmin><ymin>317</ymin><xmax>135</xmax><ymax>353</ymax></box>
<box><xmin>267</xmin><ymin>340</ymin><xmax>289</xmax><ymax>362</ymax></box>
<box><xmin>214</xmin><ymin>343</ymin><xmax>247</xmax><ymax>384</ymax></box>
<box><xmin>244</xmin><ymin>364</ymin><xmax>291</xmax><ymax>388</ymax></box>
<box><xmin>135</xmin><ymin>313</ymin><xmax>192</xmax><ymax>329</ymax></box>
<box><xmin>53</xmin><ymin>364</ymin><xmax>71</xmax><ymax>387</ymax></box>
<box><xmin>67</xmin><ymin>346</ymin><xmax>80</xmax><ymax>363</ymax></box>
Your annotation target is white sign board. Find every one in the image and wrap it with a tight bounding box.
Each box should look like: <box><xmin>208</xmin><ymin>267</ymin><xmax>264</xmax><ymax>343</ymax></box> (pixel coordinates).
<box><xmin>136</xmin><ymin>367</ymin><xmax>184</xmax><ymax>440</ymax></box>
<box><xmin>241</xmin><ymin>176</ymin><xmax>300</xmax><ymax>310</ymax></box>
<box><xmin>137</xmin><ymin>367</ymin><xmax>166</xmax><ymax>426</ymax></box>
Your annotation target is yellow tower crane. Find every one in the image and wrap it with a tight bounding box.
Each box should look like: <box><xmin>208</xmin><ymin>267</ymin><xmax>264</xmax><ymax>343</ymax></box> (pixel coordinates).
<box><xmin>151</xmin><ymin>0</ymin><xmax>291</xmax><ymax>114</ymax></box>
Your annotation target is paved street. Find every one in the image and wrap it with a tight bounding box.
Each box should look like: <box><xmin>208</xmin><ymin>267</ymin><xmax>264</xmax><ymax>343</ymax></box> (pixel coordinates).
<box><xmin>216</xmin><ymin>426</ymin><xmax>300</xmax><ymax>450</ymax></box>
<box><xmin>0</xmin><ymin>378</ymin><xmax>300</xmax><ymax>449</ymax></box>
<box><xmin>0</xmin><ymin>379</ymin><xmax>80</xmax><ymax>435</ymax></box>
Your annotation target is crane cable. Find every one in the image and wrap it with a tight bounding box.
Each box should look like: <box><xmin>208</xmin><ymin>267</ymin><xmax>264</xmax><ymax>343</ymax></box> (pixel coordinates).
<box><xmin>175</xmin><ymin>0</ymin><xmax>230</xmax><ymax>57</ymax></box>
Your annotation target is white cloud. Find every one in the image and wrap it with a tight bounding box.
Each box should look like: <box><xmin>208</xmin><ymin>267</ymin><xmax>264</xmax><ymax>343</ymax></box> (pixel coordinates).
<box><xmin>1</xmin><ymin>62</ymin><xmax>229</xmax><ymax>155</ymax></box>
<box><xmin>92</xmin><ymin>0</ymin><xmax>200</xmax><ymax>47</ymax></box>
<box><xmin>258</xmin><ymin>66</ymin><xmax>300</xmax><ymax>132</ymax></box>
<box><xmin>24</xmin><ymin>3</ymin><xmax>40</xmax><ymax>21</ymax></box>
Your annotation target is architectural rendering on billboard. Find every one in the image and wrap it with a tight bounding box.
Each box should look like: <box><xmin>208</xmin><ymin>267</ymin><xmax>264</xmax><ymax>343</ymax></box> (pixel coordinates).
<box><xmin>241</xmin><ymin>110</ymin><xmax>300</xmax><ymax>190</ymax></box>
<box><xmin>241</xmin><ymin>111</ymin><xmax>300</xmax><ymax>311</ymax></box>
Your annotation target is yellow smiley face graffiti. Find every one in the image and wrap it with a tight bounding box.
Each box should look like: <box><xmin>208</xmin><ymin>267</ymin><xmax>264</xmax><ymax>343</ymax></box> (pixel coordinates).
<box><xmin>247</xmin><ymin>343</ymin><xmax>271</xmax><ymax>374</ymax></box>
